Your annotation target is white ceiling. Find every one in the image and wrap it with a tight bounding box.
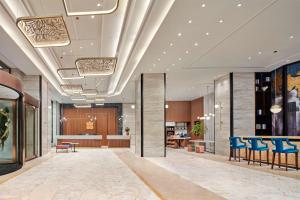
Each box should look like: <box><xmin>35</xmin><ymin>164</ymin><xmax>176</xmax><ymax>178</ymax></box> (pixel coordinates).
<box><xmin>1</xmin><ymin>0</ymin><xmax>300</xmax><ymax>103</ymax></box>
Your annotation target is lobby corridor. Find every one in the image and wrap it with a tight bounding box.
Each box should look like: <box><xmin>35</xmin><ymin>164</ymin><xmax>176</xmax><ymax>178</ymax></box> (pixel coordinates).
<box><xmin>0</xmin><ymin>149</ymin><xmax>158</xmax><ymax>200</ymax></box>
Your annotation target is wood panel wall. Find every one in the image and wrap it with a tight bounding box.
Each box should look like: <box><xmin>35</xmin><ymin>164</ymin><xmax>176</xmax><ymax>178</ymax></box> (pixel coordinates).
<box><xmin>191</xmin><ymin>97</ymin><xmax>204</xmax><ymax>124</ymax></box>
<box><xmin>63</xmin><ymin>108</ymin><xmax>118</xmax><ymax>135</ymax></box>
<box><xmin>166</xmin><ymin>101</ymin><xmax>191</xmax><ymax>122</ymax></box>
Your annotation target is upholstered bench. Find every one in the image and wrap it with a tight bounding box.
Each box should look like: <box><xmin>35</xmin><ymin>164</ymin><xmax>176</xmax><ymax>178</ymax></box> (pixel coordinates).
<box><xmin>56</xmin><ymin>145</ymin><xmax>69</xmax><ymax>153</ymax></box>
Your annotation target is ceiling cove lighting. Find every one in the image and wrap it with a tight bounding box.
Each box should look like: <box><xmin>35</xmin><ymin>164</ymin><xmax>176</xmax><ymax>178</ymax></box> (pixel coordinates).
<box><xmin>76</xmin><ymin>57</ymin><xmax>117</xmax><ymax>76</ymax></box>
<box><xmin>57</xmin><ymin>68</ymin><xmax>84</xmax><ymax>80</ymax></box>
<box><xmin>63</xmin><ymin>0</ymin><xmax>119</xmax><ymax>16</ymax></box>
<box><xmin>71</xmin><ymin>96</ymin><xmax>86</xmax><ymax>101</ymax></box>
<box><xmin>74</xmin><ymin>104</ymin><xmax>91</xmax><ymax>108</ymax></box>
<box><xmin>17</xmin><ymin>16</ymin><xmax>70</xmax><ymax>47</ymax></box>
<box><xmin>61</xmin><ymin>84</ymin><xmax>83</xmax><ymax>94</ymax></box>
<box><xmin>81</xmin><ymin>89</ymin><xmax>98</xmax><ymax>96</ymax></box>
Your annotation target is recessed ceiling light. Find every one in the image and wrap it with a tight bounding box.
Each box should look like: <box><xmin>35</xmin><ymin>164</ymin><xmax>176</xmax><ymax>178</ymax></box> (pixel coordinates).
<box><xmin>70</xmin><ymin>49</ymin><xmax>73</xmax><ymax>53</ymax></box>
<box><xmin>219</xmin><ymin>19</ymin><xmax>224</xmax><ymax>23</ymax></box>
<box><xmin>185</xmin><ymin>50</ymin><xmax>189</xmax><ymax>54</ymax></box>
<box><xmin>91</xmin><ymin>15</ymin><xmax>95</xmax><ymax>19</ymax></box>
<box><xmin>97</xmin><ymin>3</ymin><xmax>101</xmax><ymax>7</ymax></box>
<box><xmin>153</xmin><ymin>63</ymin><xmax>156</xmax><ymax>67</ymax></box>
<box><xmin>258</xmin><ymin>51</ymin><xmax>262</xmax><ymax>55</ymax></box>
<box><xmin>177</xmin><ymin>32</ymin><xmax>182</xmax><ymax>37</ymax></box>
<box><xmin>248</xmin><ymin>56</ymin><xmax>252</xmax><ymax>60</ymax></box>
<box><xmin>201</xmin><ymin>4</ymin><xmax>206</xmax><ymax>8</ymax></box>
<box><xmin>237</xmin><ymin>3</ymin><xmax>242</xmax><ymax>7</ymax></box>
<box><xmin>90</xmin><ymin>42</ymin><xmax>94</xmax><ymax>46</ymax></box>
<box><xmin>157</xmin><ymin>58</ymin><xmax>161</xmax><ymax>61</ymax></box>
<box><xmin>170</xmin><ymin>42</ymin><xmax>174</xmax><ymax>46</ymax></box>
<box><xmin>205</xmin><ymin>32</ymin><xmax>210</xmax><ymax>36</ymax></box>
<box><xmin>172</xmin><ymin>63</ymin><xmax>175</xmax><ymax>66</ymax></box>
<box><xmin>80</xmin><ymin>46</ymin><xmax>83</xmax><ymax>49</ymax></box>
<box><xmin>188</xmin><ymin>20</ymin><xmax>192</xmax><ymax>24</ymax></box>
<box><xmin>178</xmin><ymin>57</ymin><xmax>182</xmax><ymax>61</ymax></box>
<box><xmin>289</xmin><ymin>35</ymin><xmax>294</xmax><ymax>39</ymax></box>
<box><xmin>163</xmin><ymin>51</ymin><xmax>167</xmax><ymax>54</ymax></box>
<box><xmin>194</xmin><ymin>42</ymin><xmax>199</xmax><ymax>46</ymax></box>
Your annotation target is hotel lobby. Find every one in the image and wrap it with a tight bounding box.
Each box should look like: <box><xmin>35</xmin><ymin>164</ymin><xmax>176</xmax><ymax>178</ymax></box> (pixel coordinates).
<box><xmin>1</xmin><ymin>0</ymin><xmax>300</xmax><ymax>199</ymax></box>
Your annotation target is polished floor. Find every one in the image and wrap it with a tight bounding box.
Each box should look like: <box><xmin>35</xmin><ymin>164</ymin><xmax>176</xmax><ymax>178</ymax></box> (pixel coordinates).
<box><xmin>0</xmin><ymin>149</ymin><xmax>300</xmax><ymax>200</ymax></box>
<box><xmin>147</xmin><ymin>149</ymin><xmax>300</xmax><ymax>200</ymax></box>
<box><xmin>0</xmin><ymin>149</ymin><xmax>158</xmax><ymax>200</ymax></box>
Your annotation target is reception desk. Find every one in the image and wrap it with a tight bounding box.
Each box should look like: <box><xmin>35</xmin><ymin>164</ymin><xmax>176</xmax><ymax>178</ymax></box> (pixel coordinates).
<box><xmin>57</xmin><ymin>135</ymin><xmax>130</xmax><ymax>148</ymax></box>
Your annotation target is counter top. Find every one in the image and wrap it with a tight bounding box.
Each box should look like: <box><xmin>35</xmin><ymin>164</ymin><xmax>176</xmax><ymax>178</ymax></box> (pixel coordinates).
<box><xmin>57</xmin><ymin>135</ymin><xmax>102</xmax><ymax>140</ymax></box>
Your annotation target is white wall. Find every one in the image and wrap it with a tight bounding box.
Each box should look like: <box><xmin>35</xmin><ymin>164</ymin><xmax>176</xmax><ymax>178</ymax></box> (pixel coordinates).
<box><xmin>122</xmin><ymin>103</ymin><xmax>136</xmax><ymax>152</ymax></box>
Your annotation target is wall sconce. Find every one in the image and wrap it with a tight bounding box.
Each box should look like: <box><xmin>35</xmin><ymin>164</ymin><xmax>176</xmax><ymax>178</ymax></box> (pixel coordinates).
<box><xmin>165</xmin><ymin>104</ymin><xmax>169</xmax><ymax>109</ymax></box>
<box><xmin>131</xmin><ymin>104</ymin><xmax>135</xmax><ymax>109</ymax></box>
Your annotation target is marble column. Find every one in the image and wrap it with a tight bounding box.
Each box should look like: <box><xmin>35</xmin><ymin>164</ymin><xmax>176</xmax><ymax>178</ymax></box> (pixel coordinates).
<box><xmin>135</xmin><ymin>73</ymin><xmax>166</xmax><ymax>157</ymax></box>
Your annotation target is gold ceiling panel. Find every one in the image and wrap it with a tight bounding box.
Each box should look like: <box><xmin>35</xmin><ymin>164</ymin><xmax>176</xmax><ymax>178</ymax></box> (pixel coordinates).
<box><xmin>57</xmin><ymin>68</ymin><xmax>83</xmax><ymax>80</ymax></box>
<box><xmin>76</xmin><ymin>57</ymin><xmax>117</xmax><ymax>76</ymax></box>
<box><xmin>61</xmin><ymin>84</ymin><xmax>83</xmax><ymax>94</ymax></box>
<box><xmin>17</xmin><ymin>16</ymin><xmax>70</xmax><ymax>48</ymax></box>
<box><xmin>63</xmin><ymin>0</ymin><xmax>119</xmax><ymax>16</ymax></box>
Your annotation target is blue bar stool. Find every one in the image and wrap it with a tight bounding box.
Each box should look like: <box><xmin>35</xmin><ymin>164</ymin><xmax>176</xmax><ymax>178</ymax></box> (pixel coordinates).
<box><xmin>229</xmin><ymin>137</ymin><xmax>247</xmax><ymax>162</ymax></box>
<box><xmin>247</xmin><ymin>137</ymin><xmax>269</xmax><ymax>166</ymax></box>
<box><xmin>271</xmin><ymin>138</ymin><xmax>299</xmax><ymax>171</ymax></box>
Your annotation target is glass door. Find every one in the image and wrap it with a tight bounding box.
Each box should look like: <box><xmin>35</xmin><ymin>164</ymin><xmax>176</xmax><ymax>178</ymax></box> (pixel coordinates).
<box><xmin>25</xmin><ymin>105</ymin><xmax>37</xmax><ymax>160</ymax></box>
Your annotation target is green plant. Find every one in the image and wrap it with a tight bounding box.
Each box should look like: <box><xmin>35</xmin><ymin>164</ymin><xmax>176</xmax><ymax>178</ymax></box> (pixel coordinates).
<box><xmin>191</xmin><ymin>121</ymin><xmax>203</xmax><ymax>136</ymax></box>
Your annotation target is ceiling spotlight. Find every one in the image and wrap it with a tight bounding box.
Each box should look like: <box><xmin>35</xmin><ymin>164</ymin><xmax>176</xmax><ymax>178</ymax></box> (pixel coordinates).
<box><xmin>185</xmin><ymin>50</ymin><xmax>189</xmax><ymax>54</ymax></box>
<box><xmin>237</xmin><ymin>3</ymin><xmax>242</xmax><ymax>7</ymax></box>
<box><xmin>219</xmin><ymin>19</ymin><xmax>224</xmax><ymax>23</ymax></box>
<box><xmin>248</xmin><ymin>56</ymin><xmax>252</xmax><ymax>60</ymax></box>
<box><xmin>157</xmin><ymin>58</ymin><xmax>161</xmax><ymax>61</ymax></box>
<box><xmin>69</xmin><ymin>49</ymin><xmax>73</xmax><ymax>53</ymax></box>
<box><xmin>178</xmin><ymin>58</ymin><xmax>182</xmax><ymax>61</ymax></box>
<box><xmin>163</xmin><ymin>51</ymin><xmax>167</xmax><ymax>54</ymax></box>
<box><xmin>131</xmin><ymin>104</ymin><xmax>135</xmax><ymax>109</ymax></box>
<box><xmin>170</xmin><ymin>43</ymin><xmax>174</xmax><ymax>46</ymax></box>
<box><xmin>97</xmin><ymin>3</ymin><xmax>101</xmax><ymax>7</ymax></box>
<box><xmin>172</xmin><ymin>63</ymin><xmax>175</xmax><ymax>66</ymax></box>
<box><xmin>194</xmin><ymin>42</ymin><xmax>199</xmax><ymax>46</ymax></box>
<box><xmin>188</xmin><ymin>20</ymin><xmax>192</xmax><ymax>24</ymax></box>
<box><xmin>90</xmin><ymin>42</ymin><xmax>94</xmax><ymax>46</ymax></box>
<box><xmin>80</xmin><ymin>46</ymin><xmax>83</xmax><ymax>49</ymax></box>
<box><xmin>91</xmin><ymin>15</ymin><xmax>95</xmax><ymax>19</ymax></box>
<box><xmin>258</xmin><ymin>51</ymin><xmax>262</xmax><ymax>55</ymax></box>
<box><xmin>177</xmin><ymin>32</ymin><xmax>182</xmax><ymax>37</ymax></box>
<box><xmin>205</xmin><ymin>32</ymin><xmax>210</xmax><ymax>36</ymax></box>
<box><xmin>290</xmin><ymin>35</ymin><xmax>294</xmax><ymax>39</ymax></box>
<box><xmin>201</xmin><ymin>4</ymin><xmax>206</xmax><ymax>8</ymax></box>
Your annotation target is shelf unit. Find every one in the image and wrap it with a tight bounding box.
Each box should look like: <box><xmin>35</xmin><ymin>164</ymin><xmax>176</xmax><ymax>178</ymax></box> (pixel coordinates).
<box><xmin>255</xmin><ymin>72</ymin><xmax>272</xmax><ymax>136</ymax></box>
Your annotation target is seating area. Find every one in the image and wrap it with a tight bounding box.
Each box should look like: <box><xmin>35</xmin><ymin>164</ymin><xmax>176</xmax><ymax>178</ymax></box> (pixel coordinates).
<box><xmin>229</xmin><ymin>136</ymin><xmax>299</xmax><ymax>171</ymax></box>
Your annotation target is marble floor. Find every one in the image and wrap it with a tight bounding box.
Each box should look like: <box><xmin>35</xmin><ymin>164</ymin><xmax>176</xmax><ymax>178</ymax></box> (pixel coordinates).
<box><xmin>0</xmin><ymin>149</ymin><xmax>159</xmax><ymax>200</ymax></box>
<box><xmin>147</xmin><ymin>149</ymin><xmax>300</xmax><ymax>200</ymax></box>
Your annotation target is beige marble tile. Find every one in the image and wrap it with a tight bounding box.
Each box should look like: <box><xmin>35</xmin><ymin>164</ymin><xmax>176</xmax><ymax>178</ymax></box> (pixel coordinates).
<box><xmin>0</xmin><ymin>149</ymin><xmax>159</xmax><ymax>200</ymax></box>
<box><xmin>147</xmin><ymin>149</ymin><xmax>300</xmax><ymax>200</ymax></box>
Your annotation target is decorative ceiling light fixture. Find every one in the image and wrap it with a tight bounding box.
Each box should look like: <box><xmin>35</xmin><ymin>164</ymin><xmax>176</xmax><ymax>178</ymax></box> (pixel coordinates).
<box><xmin>57</xmin><ymin>68</ymin><xmax>84</xmax><ymax>80</ymax></box>
<box><xmin>17</xmin><ymin>16</ymin><xmax>70</xmax><ymax>47</ymax></box>
<box><xmin>74</xmin><ymin>104</ymin><xmax>91</xmax><ymax>108</ymax></box>
<box><xmin>81</xmin><ymin>89</ymin><xmax>98</xmax><ymax>96</ymax></box>
<box><xmin>76</xmin><ymin>57</ymin><xmax>117</xmax><ymax>76</ymax></box>
<box><xmin>270</xmin><ymin>69</ymin><xmax>282</xmax><ymax>114</ymax></box>
<box><xmin>61</xmin><ymin>84</ymin><xmax>83</xmax><ymax>94</ymax></box>
<box><xmin>63</xmin><ymin>0</ymin><xmax>119</xmax><ymax>16</ymax></box>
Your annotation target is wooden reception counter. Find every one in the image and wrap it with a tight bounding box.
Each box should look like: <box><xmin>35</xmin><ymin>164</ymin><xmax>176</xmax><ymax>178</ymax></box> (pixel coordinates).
<box><xmin>57</xmin><ymin>135</ymin><xmax>130</xmax><ymax>148</ymax></box>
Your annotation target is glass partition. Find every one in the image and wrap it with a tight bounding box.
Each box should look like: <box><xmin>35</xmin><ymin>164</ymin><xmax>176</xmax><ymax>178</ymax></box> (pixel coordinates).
<box><xmin>0</xmin><ymin>86</ymin><xmax>19</xmax><ymax>164</ymax></box>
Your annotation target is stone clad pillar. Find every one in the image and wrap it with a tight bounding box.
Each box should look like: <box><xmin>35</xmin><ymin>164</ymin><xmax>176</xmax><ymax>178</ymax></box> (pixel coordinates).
<box><xmin>135</xmin><ymin>73</ymin><xmax>166</xmax><ymax>157</ymax></box>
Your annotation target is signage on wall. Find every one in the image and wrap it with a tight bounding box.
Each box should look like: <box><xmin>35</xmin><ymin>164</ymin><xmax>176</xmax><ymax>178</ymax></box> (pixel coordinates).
<box><xmin>86</xmin><ymin>121</ymin><xmax>94</xmax><ymax>130</ymax></box>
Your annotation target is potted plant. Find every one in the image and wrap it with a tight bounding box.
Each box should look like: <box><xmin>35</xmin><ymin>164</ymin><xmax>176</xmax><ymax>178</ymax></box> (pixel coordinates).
<box><xmin>191</xmin><ymin>121</ymin><xmax>205</xmax><ymax>153</ymax></box>
<box><xmin>191</xmin><ymin>121</ymin><xmax>203</xmax><ymax>136</ymax></box>
<box><xmin>125</xmin><ymin>127</ymin><xmax>130</xmax><ymax>136</ymax></box>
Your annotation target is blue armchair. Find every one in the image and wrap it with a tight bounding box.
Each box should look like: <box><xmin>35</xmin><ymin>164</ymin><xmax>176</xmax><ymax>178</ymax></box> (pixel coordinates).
<box><xmin>229</xmin><ymin>137</ymin><xmax>247</xmax><ymax>162</ymax></box>
<box><xmin>271</xmin><ymin>138</ymin><xmax>299</xmax><ymax>171</ymax></box>
<box><xmin>247</xmin><ymin>137</ymin><xmax>269</xmax><ymax>166</ymax></box>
